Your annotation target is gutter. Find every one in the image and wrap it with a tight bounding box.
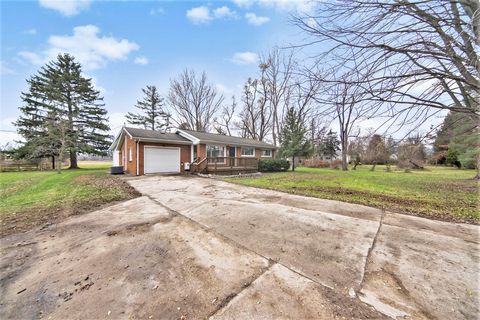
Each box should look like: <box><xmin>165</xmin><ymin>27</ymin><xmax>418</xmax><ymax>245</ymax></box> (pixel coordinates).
<box><xmin>130</xmin><ymin>137</ymin><xmax>192</xmax><ymax>145</ymax></box>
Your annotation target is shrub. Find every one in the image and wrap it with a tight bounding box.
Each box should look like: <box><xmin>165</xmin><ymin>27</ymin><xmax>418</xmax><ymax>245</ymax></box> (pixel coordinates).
<box><xmin>303</xmin><ymin>159</ymin><xmax>330</xmax><ymax>168</ymax></box>
<box><xmin>330</xmin><ymin>159</ymin><xmax>343</xmax><ymax>169</ymax></box>
<box><xmin>258</xmin><ymin>159</ymin><xmax>290</xmax><ymax>172</ymax></box>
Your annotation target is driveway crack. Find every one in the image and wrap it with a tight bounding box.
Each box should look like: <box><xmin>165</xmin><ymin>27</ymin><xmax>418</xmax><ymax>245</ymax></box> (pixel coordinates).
<box><xmin>207</xmin><ymin>262</ymin><xmax>274</xmax><ymax>318</ymax></box>
<box><xmin>143</xmin><ymin>195</ymin><xmax>335</xmax><ymax>289</ymax></box>
<box><xmin>358</xmin><ymin>209</ymin><xmax>386</xmax><ymax>292</ymax></box>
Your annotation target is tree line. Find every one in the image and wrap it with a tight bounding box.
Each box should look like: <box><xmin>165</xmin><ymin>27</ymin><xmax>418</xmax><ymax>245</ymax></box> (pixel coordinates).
<box><xmin>10</xmin><ymin>1</ymin><xmax>478</xmax><ymax>176</ymax></box>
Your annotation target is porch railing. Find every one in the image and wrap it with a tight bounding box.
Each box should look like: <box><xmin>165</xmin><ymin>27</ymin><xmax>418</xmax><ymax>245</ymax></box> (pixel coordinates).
<box><xmin>190</xmin><ymin>157</ymin><xmax>208</xmax><ymax>173</ymax></box>
<box><xmin>207</xmin><ymin>157</ymin><xmax>258</xmax><ymax>173</ymax></box>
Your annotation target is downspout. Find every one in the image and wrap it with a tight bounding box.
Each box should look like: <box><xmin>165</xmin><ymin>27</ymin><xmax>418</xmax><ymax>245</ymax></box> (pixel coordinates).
<box><xmin>136</xmin><ymin>139</ymin><xmax>140</xmax><ymax>176</ymax></box>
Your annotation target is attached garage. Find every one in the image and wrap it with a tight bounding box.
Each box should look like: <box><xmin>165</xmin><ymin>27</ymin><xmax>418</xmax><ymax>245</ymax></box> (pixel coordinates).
<box><xmin>144</xmin><ymin>146</ymin><xmax>180</xmax><ymax>174</ymax></box>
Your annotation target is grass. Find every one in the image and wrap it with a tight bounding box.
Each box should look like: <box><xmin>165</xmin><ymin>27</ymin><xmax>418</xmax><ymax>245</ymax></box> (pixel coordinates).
<box><xmin>226</xmin><ymin>165</ymin><xmax>479</xmax><ymax>223</ymax></box>
<box><xmin>0</xmin><ymin>162</ymin><xmax>139</xmax><ymax>236</ymax></box>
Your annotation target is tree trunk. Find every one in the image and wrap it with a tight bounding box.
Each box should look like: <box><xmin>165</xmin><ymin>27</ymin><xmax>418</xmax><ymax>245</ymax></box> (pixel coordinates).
<box><xmin>69</xmin><ymin>150</ymin><xmax>78</xmax><ymax>169</ymax></box>
<box><xmin>341</xmin><ymin>131</ymin><xmax>348</xmax><ymax>171</ymax></box>
<box><xmin>370</xmin><ymin>163</ymin><xmax>376</xmax><ymax>171</ymax></box>
<box><xmin>341</xmin><ymin>145</ymin><xmax>348</xmax><ymax>171</ymax></box>
<box><xmin>56</xmin><ymin>156</ymin><xmax>62</xmax><ymax>174</ymax></box>
<box><xmin>292</xmin><ymin>155</ymin><xmax>295</xmax><ymax>172</ymax></box>
<box><xmin>353</xmin><ymin>161</ymin><xmax>358</xmax><ymax>170</ymax></box>
<box><xmin>52</xmin><ymin>155</ymin><xmax>55</xmax><ymax>170</ymax></box>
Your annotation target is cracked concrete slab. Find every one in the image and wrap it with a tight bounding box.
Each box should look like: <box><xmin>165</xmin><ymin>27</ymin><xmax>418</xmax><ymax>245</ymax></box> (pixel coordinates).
<box><xmin>0</xmin><ymin>197</ymin><xmax>268</xmax><ymax>319</ymax></box>
<box><xmin>360</xmin><ymin>212</ymin><xmax>480</xmax><ymax>319</ymax></box>
<box><xmin>3</xmin><ymin>175</ymin><xmax>478</xmax><ymax>319</ymax></box>
<box><xmin>130</xmin><ymin>176</ymin><xmax>384</xmax><ymax>291</ymax></box>
<box><xmin>129</xmin><ymin>176</ymin><xmax>480</xmax><ymax>319</ymax></box>
<box><xmin>211</xmin><ymin>263</ymin><xmax>385</xmax><ymax>319</ymax></box>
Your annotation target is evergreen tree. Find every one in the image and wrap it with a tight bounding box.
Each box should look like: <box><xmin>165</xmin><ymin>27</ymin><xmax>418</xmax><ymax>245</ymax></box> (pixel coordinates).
<box><xmin>279</xmin><ymin>107</ymin><xmax>313</xmax><ymax>171</ymax></box>
<box><xmin>126</xmin><ymin>85</ymin><xmax>170</xmax><ymax>131</ymax></box>
<box><xmin>15</xmin><ymin>53</ymin><xmax>110</xmax><ymax>169</ymax></box>
<box><xmin>320</xmin><ymin>130</ymin><xmax>340</xmax><ymax>160</ymax></box>
<box><xmin>30</xmin><ymin>110</ymin><xmax>72</xmax><ymax>173</ymax></box>
<box><xmin>434</xmin><ymin>111</ymin><xmax>479</xmax><ymax>175</ymax></box>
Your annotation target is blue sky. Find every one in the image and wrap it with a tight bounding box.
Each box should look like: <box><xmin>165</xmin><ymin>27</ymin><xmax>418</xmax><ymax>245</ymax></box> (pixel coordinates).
<box><xmin>1</xmin><ymin>0</ymin><xmax>310</xmax><ymax>144</ymax></box>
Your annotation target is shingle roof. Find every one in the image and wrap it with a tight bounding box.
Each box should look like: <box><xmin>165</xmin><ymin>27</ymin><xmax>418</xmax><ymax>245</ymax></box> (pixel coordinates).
<box><xmin>179</xmin><ymin>129</ymin><xmax>276</xmax><ymax>149</ymax></box>
<box><xmin>124</xmin><ymin>127</ymin><xmax>192</xmax><ymax>143</ymax></box>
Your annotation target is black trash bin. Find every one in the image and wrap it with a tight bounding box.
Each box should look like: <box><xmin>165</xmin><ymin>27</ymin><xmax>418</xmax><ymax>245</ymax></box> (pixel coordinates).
<box><xmin>110</xmin><ymin>166</ymin><xmax>124</xmax><ymax>174</ymax></box>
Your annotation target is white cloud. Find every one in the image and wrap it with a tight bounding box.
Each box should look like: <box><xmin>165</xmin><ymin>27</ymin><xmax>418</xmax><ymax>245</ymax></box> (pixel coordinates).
<box><xmin>231</xmin><ymin>51</ymin><xmax>259</xmax><ymax>64</ymax></box>
<box><xmin>245</xmin><ymin>12</ymin><xmax>270</xmax><ymax>26</ymax></box>
<box><xmin>233</xmin><ymin>0</ymin><xmax>253</xmax><ymax>8</ymax></box>
<box><xmin>215</xmin><ymin>83</ymin><xmax>234</xmax><ymax>95</ymax></box>
<box><xmin>18</xmin><ymin>25</ymin><xmax>139</xmax><ymax>71</ymax></box>
<box><xmin>18</xmin><ymin>51</ymin><xmax>44</xmax><ymax>65</ymax></box>
<box><xmin>234</xmin><ymin>0</ymin><xmax>317</xmax><ymax>14</ymax></box>
<box><xmin>38</xmin><ymin>0</ymin><xmax>91</xmax><ymax>16</ymax></box>
<box><xmin>187</xmin><ymin>5</ymin><xmax>237</xmax><ymax>24</ymax></box>
<box><xmin>1</xmin><ymin>61</ymin><xmax>16</xmax><ymax>75</ymax></box>
<box><xmin>213</xmin><ymin>6</ymin><xmax>236</xmax><ymax>19</ymax></box>
<box><xmin>149</xmin><ymin>7</ymin><xmax>165</xmax><ymax>15</ymax></box>
<box><xmin>186</xmin><ymin>6</ymin><xmax>212</xmax><ymax>24</ymax></box>
<box><xmin>134</xmin><ymin>56</ymin><xmax>149</xmax><ymax>65</ymax></box>
<box><xmin>23</xmin><ymin>28</ymin><xmax>37</xmax><ymax>35</ymax></box>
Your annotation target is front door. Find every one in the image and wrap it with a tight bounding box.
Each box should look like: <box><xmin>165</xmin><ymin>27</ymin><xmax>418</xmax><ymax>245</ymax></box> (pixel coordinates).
<box><xmin>228</xmin><ymin>147</ymin><xmax>236</xmax><ymax>166</ymax></box>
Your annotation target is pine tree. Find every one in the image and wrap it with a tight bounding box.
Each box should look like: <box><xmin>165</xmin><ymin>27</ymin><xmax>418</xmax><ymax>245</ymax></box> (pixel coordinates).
<box><xmin>434</xmin><ymin>111</ymin><xmax>479</xmax><ymax>176</ymax></box>
<box><xmin>320</xmin><ymin>130</ymin><xmax>340</xmax><ymax>160</ymax></box>
<box><xmin>15</xmin><ymin>53</ymin><xmax>110</xmax><ymax>169</ymax></box>
<box><xmin>29</xmin><ymin>110</ymin><xmax>72</xmax><ymax>173</ymax></box>
<box><xmin>279</xmin><ymin>107</ymin><xmax>313</xmax><ymax>171</ymax></box>
<box><xmin>126</xmin><ymin>85</ymin><xmax>170</xmax><ymax>131</ymax></box>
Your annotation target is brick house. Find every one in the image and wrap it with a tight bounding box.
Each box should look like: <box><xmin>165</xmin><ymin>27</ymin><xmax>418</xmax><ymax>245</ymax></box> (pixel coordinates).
<box><xmin>110</xmin><ymin>127</ymin><xmax>277</xmax><ymax>175</ymax></box>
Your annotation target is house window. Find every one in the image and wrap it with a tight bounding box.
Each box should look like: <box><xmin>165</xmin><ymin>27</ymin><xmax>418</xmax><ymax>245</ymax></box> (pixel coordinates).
<box><xmin>241</xmin><ymin>147</ymin><xmax>254</xmax><ymax>157</ymax></box>
<box><xmin>129</xmin><ymin>148</ymin><xmax>132</xmax><ymax>162</ymax></box>
<box><xmin>261</xmin><ymin>149</ymin><xmax>272</xmax><ymax>157</ymax></box>
<box><xmin>207</xmin><ymin>145</ymin><xmax>225</xmax><ymax>163</ymax></box>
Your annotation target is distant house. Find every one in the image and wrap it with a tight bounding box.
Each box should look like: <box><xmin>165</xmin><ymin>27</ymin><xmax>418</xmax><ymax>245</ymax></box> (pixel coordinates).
<box><xmin>110</xmin><ymin>127</ymin><xmax>277</xmax><ymax>175</ymax></box>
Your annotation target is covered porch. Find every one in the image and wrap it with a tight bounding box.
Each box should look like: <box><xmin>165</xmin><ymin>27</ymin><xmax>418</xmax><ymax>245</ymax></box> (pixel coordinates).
<box><xmin>191</xmin><ymin>156</ymin><xmax>258</xmax><ymax>174</ymax></box>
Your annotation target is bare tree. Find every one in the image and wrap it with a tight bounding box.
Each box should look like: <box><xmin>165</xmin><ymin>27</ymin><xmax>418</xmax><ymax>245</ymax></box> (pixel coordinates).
<box><xmin>260</xmin><ymin>47</ymin><xmax>295</xmax><ymax>146</ymax></box>
<box><xmin>315</xmin><ymin>66</ymin><xmax>382</xmax><ymax>170</ymax></box>
<box><xmin>365</xmin><ymin>134</ymin><xmax>390</xmax><ymax>171</ymax></box>
<box><xmin>292</xmin><ymin>0</ymin><xmax>480</xmax><ymax>131</ymax></box>
<box><xmin>348</xmin><ymin>136</ymin><xmax>366</xmax><ymax>170</ymax></box>
<box><xmin>214</xmin><ymin>96</ymin><xmax>236</xmax><ymax>136</ymax></box>
<box><xmin>238</xmin><ymin>72</ymin><xmax>272</xmax><ymax>141</ymax></box>
<box><xmin>397</xmin><ymin>134</ymin><xmax>427</xmax><ymax>169</ymax></box>
<box><xmin>168</xmin><ymin>69</ymin><xmax>224</xmax><ymax>132</ymax></box>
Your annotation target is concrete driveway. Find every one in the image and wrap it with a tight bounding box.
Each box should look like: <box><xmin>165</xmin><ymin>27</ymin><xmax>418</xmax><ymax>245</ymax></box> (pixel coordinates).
<box><xmin>1</xmin><ymin>176</ymin><xmax>478</xmax><ymax>319</ymax></box>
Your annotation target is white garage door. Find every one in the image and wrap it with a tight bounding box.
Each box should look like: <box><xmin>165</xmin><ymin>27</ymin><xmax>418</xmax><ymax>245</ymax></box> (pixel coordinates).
<box><xmin>144</xmin><ymin>147</ymin><xmax>180</xmax><ymax>174</ymax></box>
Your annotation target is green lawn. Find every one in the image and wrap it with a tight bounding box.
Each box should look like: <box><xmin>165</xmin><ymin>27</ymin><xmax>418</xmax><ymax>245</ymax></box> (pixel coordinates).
<box><xmin>226</xmin><ymin>166</ymin><xmax>479</xmax><ymax>223</ymax></box>
<box><xmin>0</xmin><ymin>163</ymin><xmax>139</xmax><ymax>235</ymax></box>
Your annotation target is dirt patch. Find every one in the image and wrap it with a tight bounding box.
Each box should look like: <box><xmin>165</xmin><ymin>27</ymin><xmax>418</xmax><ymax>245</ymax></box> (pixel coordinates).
<box><xmin>0</xmin><ymin>175</ymin><xmax>140</xmax><ymax>237</ymax></box>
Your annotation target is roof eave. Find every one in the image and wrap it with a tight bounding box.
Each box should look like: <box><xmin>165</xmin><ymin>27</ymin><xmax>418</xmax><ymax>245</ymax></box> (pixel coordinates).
<box><xmin>198</xmin><ymin>139</ymin><xmax>277</xmax><ymax>149</ymax></box>
<box><xmin>134</xmin><ymin>137</ymin><xmax>192</xmax><ymax>145</ymax></box>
